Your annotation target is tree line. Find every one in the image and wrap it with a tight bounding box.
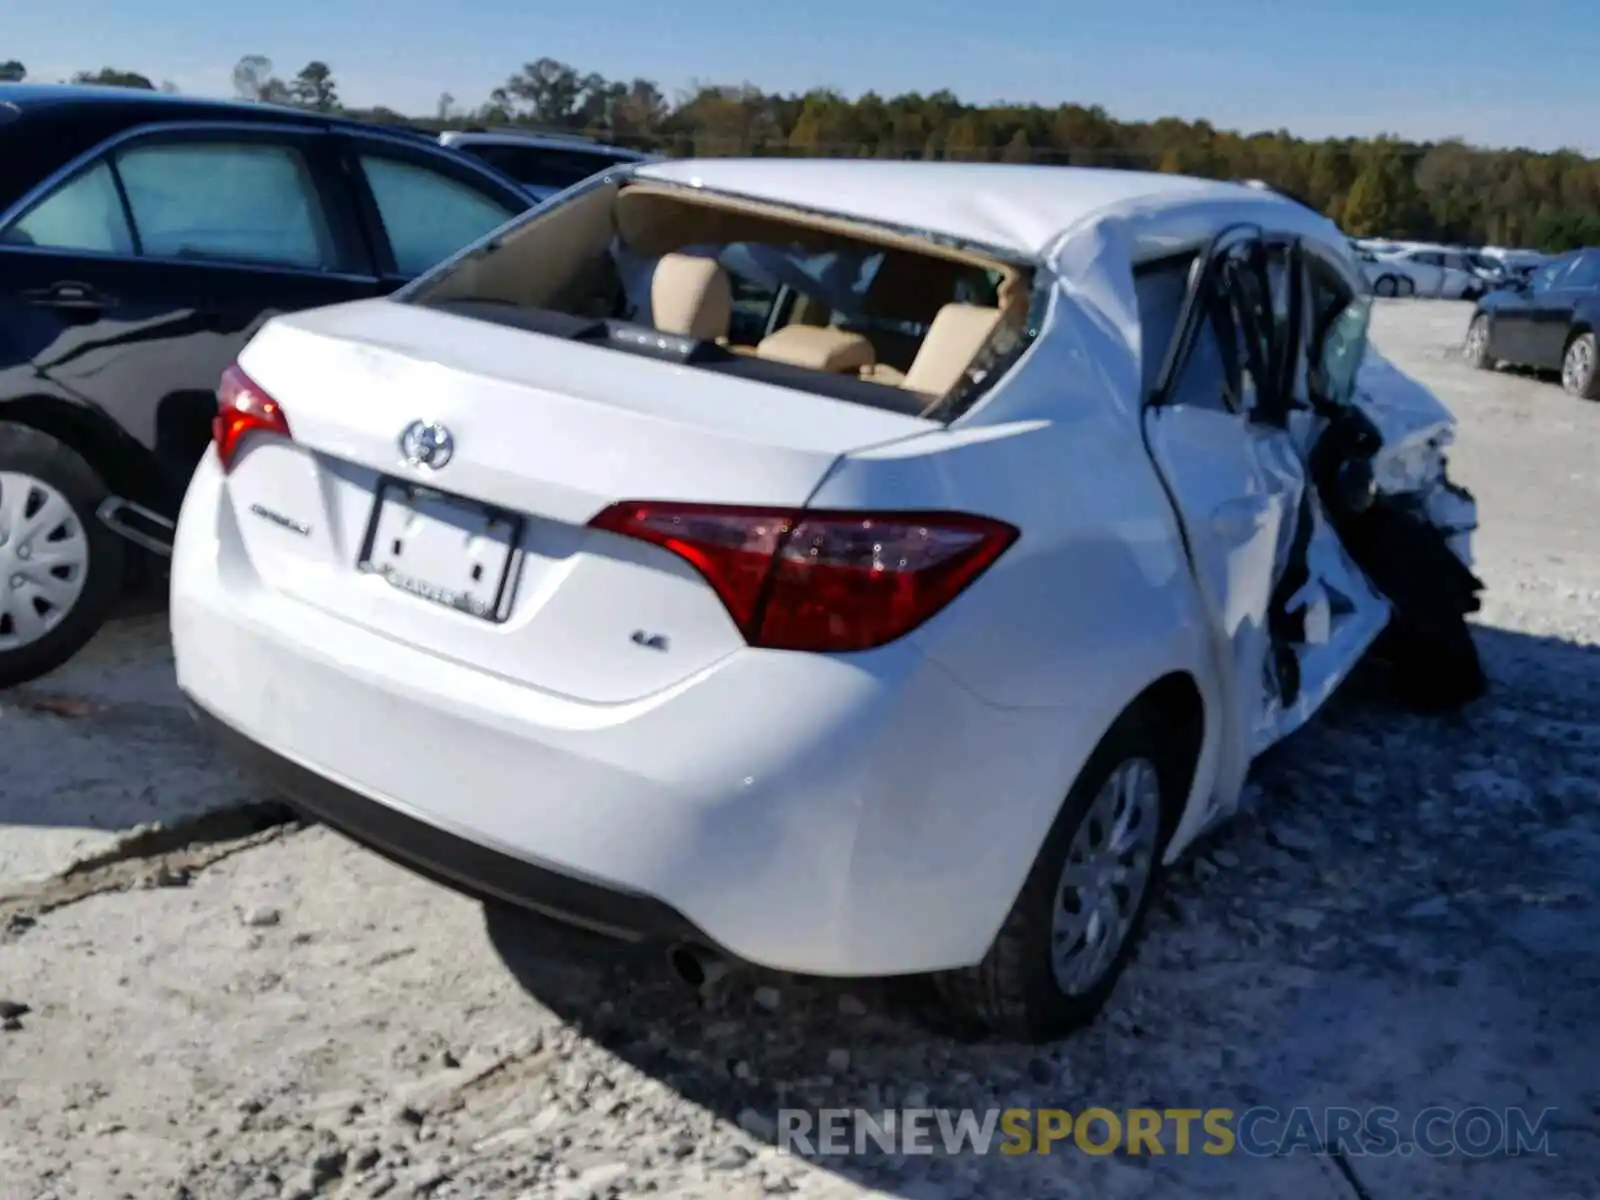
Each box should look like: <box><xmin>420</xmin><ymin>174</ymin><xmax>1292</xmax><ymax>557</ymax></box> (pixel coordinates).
<box><xmin>5</xmin><ymin>54</ymin><xmax>1599</xmax><ymax>252</ymax></box>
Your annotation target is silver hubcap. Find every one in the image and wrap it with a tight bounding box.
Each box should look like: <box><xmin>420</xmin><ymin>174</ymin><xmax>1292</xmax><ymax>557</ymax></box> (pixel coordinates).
<box><xmin>1564</xmin><ymin>338</ymin><xmax>1593</xmax><ymax>392</ymax></box>
<box><xmin>1050</xmin><ymin>757</ymin><xmax>1162</xmax><ymax>995</ymax></box>
<box><xmin>1464</xmin><ymin>320</ymin><xmax>1487</xmax><ymax>361</ymax></box>
<box><xmin>0</xmin><ymin>472</ymin><xmax>90</xmax><ymax>651</ymax></box>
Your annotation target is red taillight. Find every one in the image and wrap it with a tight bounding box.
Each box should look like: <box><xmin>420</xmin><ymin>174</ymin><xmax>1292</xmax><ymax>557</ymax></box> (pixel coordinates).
<box><xmin>587</xmin><ymin>502</ymin><xmax>1018</xmax><ymax>652</ymax></box>
<box><xmin>213</xmin><ymin>363</ymin><xmax>291</xmax><ymax>472</ymax></box>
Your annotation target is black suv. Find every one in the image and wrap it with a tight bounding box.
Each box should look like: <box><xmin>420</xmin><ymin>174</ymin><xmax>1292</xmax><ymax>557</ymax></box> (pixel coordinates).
<box><xmin>0</xmin><ymin>85</ymin><xmax>533</xmax><ymax>685</ymax></box>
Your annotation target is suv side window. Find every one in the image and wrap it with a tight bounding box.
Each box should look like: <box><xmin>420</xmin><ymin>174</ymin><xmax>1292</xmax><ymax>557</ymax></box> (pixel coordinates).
<box><xmin>1561</xmin><ymin>253</ymin><xmax>1600</xmax><ymax>291</ymax></box>
<box><xmin>1530</xmin><ymin>258</ymin><xmax>1570</xmax><ymax>292</ymax></box>
<box><xmin>1414</xmin><ymin>251</ymin><xmax>1444</xmax><ymax>267</ymax></box>
<box><xmin>1</xmin><ymin>160</ymin><xmax>135</xmax><ymax>254</ymax></box>
<box><xmin>116</xmin><ymin>140</ymin><xmax>338</xmax><ymax>269</ymax></box>
<box><xmin>359</xmin><ymin>154</ymin><xmax>520</xmax><ymax>277</ymax></box>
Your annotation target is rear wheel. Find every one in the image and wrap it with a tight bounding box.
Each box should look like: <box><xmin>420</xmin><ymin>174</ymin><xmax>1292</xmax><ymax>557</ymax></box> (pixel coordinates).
<box><xmin>1463</xmin><ymin>315</ymin><xmax>1494</xmax><ymax>369</ymax></box>
<box><xmin>932</xmin><ymin>710</ymin><xmax>1179</xmax><ymax>1042</ymax></box>
<box><xmin>1561</xmin><ymin>332</ymin><xmax>1600</xmax><ymax>400</ymax></box>
<box><xmin>0</xmin><ymin>423</ymin><xmax>125</xmax><ymax>688</ymax></box>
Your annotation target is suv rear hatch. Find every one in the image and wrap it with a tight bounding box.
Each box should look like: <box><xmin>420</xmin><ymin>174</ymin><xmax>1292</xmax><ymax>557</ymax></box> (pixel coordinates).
<box><xmin>221</xmin><ymin>299</ymin><xmax>943</xmax><ymax>704</ymax></box>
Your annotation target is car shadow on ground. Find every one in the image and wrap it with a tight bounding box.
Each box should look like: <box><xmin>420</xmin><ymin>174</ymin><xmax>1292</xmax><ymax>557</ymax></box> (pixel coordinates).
<box><xmin>0</xmin><ymin>599</ymin><xmax>260</xmax><ymax>847</ymax></box>
<box><xmin>482</xmin><ymin>622</ymin><xmax>1600</xmax><ymax>1198</ymax></box>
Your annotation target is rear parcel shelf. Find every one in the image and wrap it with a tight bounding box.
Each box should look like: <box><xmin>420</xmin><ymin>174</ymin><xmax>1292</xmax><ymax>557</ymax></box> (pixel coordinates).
<box><xmin>414</xmin><ymin>299</ymin><xmax>933</xmax><ymax>417</ymax></box>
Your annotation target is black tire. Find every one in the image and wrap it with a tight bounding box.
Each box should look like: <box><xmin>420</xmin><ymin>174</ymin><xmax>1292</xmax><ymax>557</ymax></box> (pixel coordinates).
<box><xmin>1374</xmin><ymin>275</ymin><xmax>1397</xmax><ymax>298</ymax></box>
<box><xmin>932</xmin><ymin>708</ymin><xmax>1182</xmax><ymax>1043</ymax></box>
<box><xmin>0</xmin><ymin>422</ymin><xmax>125</xmax><ymax>688</ymax></box>
<box><xmin>1560</xmin><ymin>331</ymin><xmax>1600</xmax><ymax>400</ymax></box>
<box><xmin>1396</xmin><ymin>276</ymin><xmax>1416</xmax><ymax>298</ymax></box>
<box><xmin>1463</xmin><ymin>314</ymin><xmax>1494</xmax><ymax>370</ymax></box>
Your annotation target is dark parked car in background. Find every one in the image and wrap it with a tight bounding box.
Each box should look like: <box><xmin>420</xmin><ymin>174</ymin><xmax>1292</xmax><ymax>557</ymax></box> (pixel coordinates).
<box><xmin>1464</xmin><ymin>247</ymin><xmax>1600</xmax><ymax>400</ymax></box>
<box><xmin>437</xmin><ymin>129</ymin><xmax>656</xmax><ymax>202</ymax></box>
<box><xmin>0</xmin><ymin>84</ymin><xmax>533</xmax><ymax>686</ymax></box>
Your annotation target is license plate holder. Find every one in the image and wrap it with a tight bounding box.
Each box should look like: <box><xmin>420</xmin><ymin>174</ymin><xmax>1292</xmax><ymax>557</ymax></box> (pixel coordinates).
<box><xmin>357</xmin><ymin>479</ymin><xmax>523</xmax><ymax>622</ymax></box>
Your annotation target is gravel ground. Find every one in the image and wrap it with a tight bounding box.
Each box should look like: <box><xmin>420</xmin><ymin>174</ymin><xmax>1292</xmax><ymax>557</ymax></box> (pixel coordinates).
<box><xmin>1</xmin><ymin>299</ymin><xmax>1597</xmax><ymax>1200</ymax></box>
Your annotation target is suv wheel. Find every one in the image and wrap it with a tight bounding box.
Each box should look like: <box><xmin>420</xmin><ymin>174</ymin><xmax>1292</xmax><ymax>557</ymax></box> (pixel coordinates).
<box><xmin>1463</xmin><ymin>315</ymin><xmax>1494</xmax><ymax>369</ymax></box>
<box><xmin>0</xmin><ymin>423</ymin><xmax>125</xmax><ymax>688</ymax></box>
<box><xmin>933</xmin><ymin>709</ymin><xmax>1177</xmax><ymax>1042</ymax></box>
<box><xmin>1561</xmin><ymin>332</ymin><xmax>1600</xmax><ymax>400</ymax></box>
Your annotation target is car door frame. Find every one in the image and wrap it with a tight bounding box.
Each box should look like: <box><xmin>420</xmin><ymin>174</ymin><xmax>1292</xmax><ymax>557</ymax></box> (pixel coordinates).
<box><xmin>327</xmin><ymin>129</ymin><xmax>531</xmax><ymax>288</ymax></box>
<box><xmin>1141</xmin><ymin>222</ymin><xmax>1303</xmax><ymax>810</ymax></box>
<box><xmin>1143</xmin><ymin>224</ymin><xmax>1393</xmax><ymax>799</ymax></box>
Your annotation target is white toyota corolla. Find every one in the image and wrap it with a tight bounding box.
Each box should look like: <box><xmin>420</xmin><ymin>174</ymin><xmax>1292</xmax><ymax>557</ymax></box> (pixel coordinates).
<box><xmin>172</xmin><ymin>161</ymin><xmax>1483</xmax><ymax>1041</ymax></box>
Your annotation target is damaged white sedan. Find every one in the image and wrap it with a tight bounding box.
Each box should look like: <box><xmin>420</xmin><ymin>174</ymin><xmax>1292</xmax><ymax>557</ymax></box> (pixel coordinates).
<box><xmin>170</xmin><ymin>160</ymin><xmax>1483</xmax><ymax>1042</ymax></box>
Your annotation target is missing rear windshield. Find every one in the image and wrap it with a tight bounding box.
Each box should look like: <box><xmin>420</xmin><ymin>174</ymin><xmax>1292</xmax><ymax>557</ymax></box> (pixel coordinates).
<box><xmin>404</xmin><ymin>179</ymin><xmax>1037</xmax><ymax>419</ymax></box>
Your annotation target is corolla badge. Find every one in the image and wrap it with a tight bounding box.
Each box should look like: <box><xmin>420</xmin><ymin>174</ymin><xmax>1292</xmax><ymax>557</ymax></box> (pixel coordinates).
<box><xmin>399</xmin><ymin>420</ymin><xmax>454</xmax><ymax>470</ymax></box>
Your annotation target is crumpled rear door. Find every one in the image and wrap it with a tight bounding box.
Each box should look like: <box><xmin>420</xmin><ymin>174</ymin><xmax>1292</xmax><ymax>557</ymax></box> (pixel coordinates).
<box><xmin>1141</xmin><ymin>231</ymin><xmax>1390</xmax><ymax>783</ymax></box>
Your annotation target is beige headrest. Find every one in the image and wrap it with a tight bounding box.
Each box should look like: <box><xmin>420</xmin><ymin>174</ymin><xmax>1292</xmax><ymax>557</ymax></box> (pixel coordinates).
<box><xmin>903</xmin><ymin>303</ymin><xmax>1005</xmax><ymax>397</ymax></box>
<box><xmin>651</xmin><ymin>254</ymin><xmax>732</xmax><ymax>340</ymax></box>
<box><xmin>755</xmin><ymin>325</ymin><xmax>876</xmax><ymax>374</ymax></box>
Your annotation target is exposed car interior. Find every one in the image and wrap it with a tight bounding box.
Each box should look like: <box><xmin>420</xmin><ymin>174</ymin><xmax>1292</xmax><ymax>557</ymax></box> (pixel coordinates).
<box><xmin>409</xmin><ymin>178</ymin><xmax>1036</xmax><ymax>416</ymax></box>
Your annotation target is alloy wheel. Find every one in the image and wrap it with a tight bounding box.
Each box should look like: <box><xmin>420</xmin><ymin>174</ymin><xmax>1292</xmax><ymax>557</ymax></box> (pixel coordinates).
<box><xmin>1563</xmin><ymin>337</ymin><xmax>1595</xmax><ymax>395</ymax></box>
<box><xmin>1049</xmin><ymin>756</ymin><xmax>1162</xmax><ymax>995</ymax></box>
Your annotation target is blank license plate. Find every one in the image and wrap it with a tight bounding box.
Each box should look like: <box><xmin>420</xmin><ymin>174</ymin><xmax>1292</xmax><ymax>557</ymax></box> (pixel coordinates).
<box><xmin>358</xmin><ymin>480</ymin><xmax>522</xmax><ymax>622</ymax></box>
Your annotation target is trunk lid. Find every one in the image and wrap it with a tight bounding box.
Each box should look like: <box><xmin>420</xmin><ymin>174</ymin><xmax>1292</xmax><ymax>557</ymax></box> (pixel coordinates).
<box><xmin>224</xmin><ymin>299</ymin><xmax>937</xmax><ymax>704</ymax></box>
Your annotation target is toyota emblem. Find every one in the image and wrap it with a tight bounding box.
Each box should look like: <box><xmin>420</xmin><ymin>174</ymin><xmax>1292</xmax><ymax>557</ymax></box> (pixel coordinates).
<box><xmin>399</xmin><ymin>420</ymin><xmax>454</xmax><ymax>470</ymax></box>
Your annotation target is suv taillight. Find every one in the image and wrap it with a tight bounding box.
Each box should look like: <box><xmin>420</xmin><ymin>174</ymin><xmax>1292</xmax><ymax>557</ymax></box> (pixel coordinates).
<box><xmin>587</xmin><ymin>502</ymin><xmax>1018</xmax><ymax>652</ymax></box>
<box><xmin>214</xmin><ymin>363</ymin><xmax>291</xmax><ymax>472</ymax></box>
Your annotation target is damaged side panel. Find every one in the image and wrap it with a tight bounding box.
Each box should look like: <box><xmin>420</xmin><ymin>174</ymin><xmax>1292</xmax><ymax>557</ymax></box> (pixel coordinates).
<box><xmin>1141</xmin><ymin>388</ymin><xmax>1391</xmax><ymax>771</ymax></box>
<box><xmin>1254</xmin><ymin>481</ymin><xmax>1391</xmax><ymax>751</ymax></box>
<box><xmin>1133</xmin><ymin>226</ymin><xmax>1395</xmax><ymax>787</ymax></box>
<box><xmin>1047</xmin><ymin>210</ymin><xmax>1481</xmax><ymax>839</ymax></box>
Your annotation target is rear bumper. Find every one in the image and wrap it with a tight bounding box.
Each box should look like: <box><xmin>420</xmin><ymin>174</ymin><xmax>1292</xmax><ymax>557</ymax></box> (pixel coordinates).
<box><xmin>189</xmin><ymin>698</ymin><xmax>708</xmax><ymax>946</ymax></box>
<box><xmin>170</xmin><ymin>454</ymin><xmax>1103</xmax><ymax>977</ymax></box>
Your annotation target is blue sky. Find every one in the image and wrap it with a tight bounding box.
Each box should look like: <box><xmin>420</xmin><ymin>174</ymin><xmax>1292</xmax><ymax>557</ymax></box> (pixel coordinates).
<box><xmin>11</xmin><ymin>0</ymin><xmax>1599</xmax><ymax>153</ymax></box>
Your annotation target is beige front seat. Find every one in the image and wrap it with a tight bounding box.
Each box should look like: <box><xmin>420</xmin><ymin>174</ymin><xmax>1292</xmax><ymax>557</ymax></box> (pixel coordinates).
<box><xmin>651</xmin><ymin>253</ymin><xmax>733</xmax><ymax>341</ymax></box>
<box><xmin>901</xmin><ymin>303</ymin><xmax>1005</xmax><ymax>397</ymax></box>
